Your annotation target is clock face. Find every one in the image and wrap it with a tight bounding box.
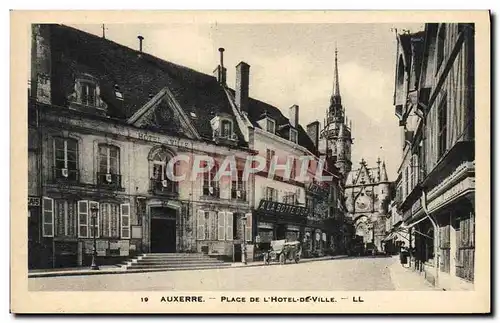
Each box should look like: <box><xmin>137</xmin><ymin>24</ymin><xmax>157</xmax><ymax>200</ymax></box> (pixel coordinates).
<box><xmin>356</xmin><ymin>195</ymin><xmax>370</xmax><ymax>211</ymax></box>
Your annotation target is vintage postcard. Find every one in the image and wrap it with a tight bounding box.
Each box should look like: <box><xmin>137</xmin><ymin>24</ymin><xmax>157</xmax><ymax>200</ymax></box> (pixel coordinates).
<box><xmin>10</xmin><ymin>10</ymin><xmax>491</xmax><ymax>314</ymax></box>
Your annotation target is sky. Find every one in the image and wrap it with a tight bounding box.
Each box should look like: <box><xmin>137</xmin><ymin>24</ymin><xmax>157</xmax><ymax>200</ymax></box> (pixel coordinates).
<box><xmin>51</xmin><ymin>22</ymin><xmax>424</xmax><ymax>180</ymax></box>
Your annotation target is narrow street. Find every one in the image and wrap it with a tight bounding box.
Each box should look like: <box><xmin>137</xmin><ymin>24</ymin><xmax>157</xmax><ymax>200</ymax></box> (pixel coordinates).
<box><xmin>28</xmin><ymin>256</ymin><xmax>434</xmax><ymax>291</ymax></box>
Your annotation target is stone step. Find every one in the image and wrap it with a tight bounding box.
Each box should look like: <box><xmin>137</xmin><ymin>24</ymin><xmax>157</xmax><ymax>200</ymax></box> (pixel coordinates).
<box><xmin>136</xmin><ymin>259</ymin><xmax>224</xmax><ymax>265</ymax></box>
<box><xmin>126</xmin><ymin>263</ymin><xmax>231</xmax><ymax>270</ymax></box>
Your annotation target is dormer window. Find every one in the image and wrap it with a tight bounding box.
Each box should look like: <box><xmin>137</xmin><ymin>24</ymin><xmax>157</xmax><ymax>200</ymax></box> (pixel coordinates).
<box><xmin>290</xmin><ymin>128</ymin><xmax>298</xmax><ymax>143</ymax></box>
<box><xmin>220</xmin><ymin>119</ymin><xmax>232</xmax><ymax>138</ymax></box>
<box><xmin>81</xmin><ymin>81</ymin><xmax>97</xmax><ymax>106</ymax></box>
<box><xmin>211</xmin><ymin>114</ymin><xmax>237</xmax><ymax>144</ymax></box>
<box><xmin>68</xmin><ymin>74</ymin><xmax>108</xmax><ymax>112</ymax></box>
<box><xmin>266</xmin><ymin>118</ymin><xmax>276</xmax><ymax>134</ymax></box>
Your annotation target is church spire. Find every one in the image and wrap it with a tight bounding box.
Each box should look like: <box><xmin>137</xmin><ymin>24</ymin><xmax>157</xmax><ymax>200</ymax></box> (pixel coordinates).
<box><xmin>329</xmin><ymin>45</ymin><xmax>343</xmax><ymax>116</ymax></box>
<box><xmin>333</xmin><ymin>45</ymin><xmax>341</xmax><ymax>99</ymax></box>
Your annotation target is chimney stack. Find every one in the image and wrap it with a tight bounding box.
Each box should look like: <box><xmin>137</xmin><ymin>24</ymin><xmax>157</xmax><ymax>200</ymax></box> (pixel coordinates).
<box><xmin>235</xmin><ymin>62</ymin><xmax>250</xmax><ymax>113</ymax></box>
<box><xmin>214</xmin><ymin>48</ymin><xmax>227</xmax><ymax>84</ymax></box>
<box><xmin>138</xmin><ymin>35</ymin><xmax>144</xmax><ymax>53</ymax></box>
<box><xmin>289</xmin><ymin>104</ymin><xmax>299</xmax><ymax>128</ymax></box>
<box><xmin>306</xmin><ymin>121</ymin><xmax>320</xmax><ymax>149</ymax></box>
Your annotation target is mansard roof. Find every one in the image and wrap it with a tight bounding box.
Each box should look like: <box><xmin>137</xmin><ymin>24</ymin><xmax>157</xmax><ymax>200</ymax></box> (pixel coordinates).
<box><xmin>226</xmin><ymin>89</ymin><xmax>317</xmax><ymax>154</ymax></box>
<box><xmin>47</xmin><ymin>24</ymin><xmax>246</xmax><ymax>146</ymax></box>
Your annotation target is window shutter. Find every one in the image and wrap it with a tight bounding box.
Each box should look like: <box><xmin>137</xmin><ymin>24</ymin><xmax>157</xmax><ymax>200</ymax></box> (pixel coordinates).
<box><xmin>225</xmin><ymin>212</ymin><xmax>233</xmax><ymax>241</ymax></box>
<box><xmin>89</xmin><ymin>201</ymin><xmax>100</xmax><ymax>238</ymax></box>
<box><xmin>218</xmin><ymin>211</ymin><xmax>226</xmax><ymax>241</ymax></box>
<box><xmin>78</xmin><ymin>200</ymin><xmax>89</xmax><ymax>238</ymax></box>
<box><xmin>197</xmin><ymin>210</ymin><xmax>205</xmax><ymax>240</ymax></box>
<box><xmin>274</xmin><ymin>189</ymin><xmax>278</xmax><ymax>202</ymax></box>
<box><xmin>42</xmin><ymin>197</ymin><xmax>54</xmax><ymax>237</ymax></box>
<box><xmin>120</xmin><ymin>203</ymin><xmax>131</xmax><ymax>239</ymax></box>
<box><xmin>208</xmin><ymin>211</ymin><xmax>215</xmax><ymax>241</ymax></box>
<box><xmin>245</xmin><ymin>213</ymin><xmax>252</xmax><ymax>242</ymax></box>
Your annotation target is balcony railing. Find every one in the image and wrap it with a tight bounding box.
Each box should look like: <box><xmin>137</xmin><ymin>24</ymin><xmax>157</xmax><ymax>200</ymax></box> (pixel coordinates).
<box><xmin>97</xmin><ymin>172</ymin><xmax>122</xmax><ymax>190</ymax></box>
<box><xmin>149</xmin><ymin>178</ymin><xmax>179</xmax><ymax>196</ymax></box>
<box><xmin>231</xmin><ymin>189</ymin><xmax>247</xmax><ymax>201</ymax></box>
<box><xmin>202</xmin><ymin>185</ymin><xmax>220</xmax><ymax>198</ymax></box>
<box><xmin>52</xmin><ymin>167</ymin><xmax>80</xmax><ymax>183</ymax></box>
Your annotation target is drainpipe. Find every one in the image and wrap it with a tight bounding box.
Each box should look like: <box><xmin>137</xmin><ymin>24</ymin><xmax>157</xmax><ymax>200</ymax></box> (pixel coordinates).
<box><xmin>420</xmin><ymin>189</ymin><xmax>440</xmax><ymax>288</ymax></box>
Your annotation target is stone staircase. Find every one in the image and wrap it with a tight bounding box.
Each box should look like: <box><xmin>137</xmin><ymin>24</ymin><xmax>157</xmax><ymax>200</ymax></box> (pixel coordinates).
<box><xmin>122</xmin><ymin>253</ymin><xmax>232</xmax><ymax>271</ymax></box>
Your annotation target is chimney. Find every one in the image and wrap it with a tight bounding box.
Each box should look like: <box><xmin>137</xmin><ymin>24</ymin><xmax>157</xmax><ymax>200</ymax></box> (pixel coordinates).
<box><xmin>235</xmin><ymin>62</ymin><xmax>250</xmax><ymax>113</ymax></box>
<box><xmin>138</xmin><ymin>35</ymin><xmax>144</xmax><ymax>53</ymax></box>
<box><xmin>306</xmin><ymin>121</ymin><xmax>320</xmax><ymax>149</ymax></box>
<box><xmin>289</xmin><ymin>104</ymin><xmax>299</xmax><ymax>128</ymax></box>
<box><xmin>213</xmin><ymin>48</ymin><xmax>227</xmax><ymax>84</ymax></box>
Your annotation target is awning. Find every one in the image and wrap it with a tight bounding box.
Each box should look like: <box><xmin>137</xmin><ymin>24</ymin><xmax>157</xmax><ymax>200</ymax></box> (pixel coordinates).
<box><xmin>382</xmin><ymin>232</ymin><xmax>396</xmax><ymax>242</ymax></box>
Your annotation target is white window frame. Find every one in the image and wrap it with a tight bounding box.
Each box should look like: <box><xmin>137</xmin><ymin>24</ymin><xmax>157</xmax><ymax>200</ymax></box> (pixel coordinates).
<box><xmin>244</xmin><ymin>213</ymin><xmax>252</xmax><ymax>242</ymax></box>
<box><xmin>219</xmin><ymin>118</ymin><xmax>233</xmax><ymax>138</ymax></box>
<box><xmin>218</xmin><ymin>211</ymin><xmax>226</xmax><ymax>241</ymax></box>
<box><xmin>225</xmin><ymin>212</ymin><xmax>233</xmax><ymax>241</ymax></box>
<box><xmin>99</xmin><ymin>144</ymin><xmax>120</xmax><ymax>175</ymax></box>
<box><xmin>197</xmin><ymin>210</ymin><xmax>206</xmax><ymax>240</ymax></box>
<box><xmin>78</xmin><ymin>200</ymin><xmax>99</xmax><ymax>238</ymax></box>
<box><xmin>42</xmin><ymin>197</ymin><xmax>54</xmax><ymax>237</ymax></box>
<box><xmin>53</xmin><ymin>137</ymin><xmax>78</xmax><ymax>171</ymax></box>
<box><xmin>289</xmin><ymin>128</ymin><xmax>298</xmax><ymax>143</ymax></box>
<box><xmin>266</xmin><ymin>118</ymin><xmax>276</xmax><ymax>134</ymax></box>
<box><xmin>120</xmin><ymin>203</ymin><xmax>131</xmax><ymax>239</ymax></box>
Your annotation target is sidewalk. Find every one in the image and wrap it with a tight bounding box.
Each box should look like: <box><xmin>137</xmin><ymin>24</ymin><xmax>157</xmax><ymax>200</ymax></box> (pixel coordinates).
<box><xmin>388</xmin><ymin>256</ymin><xmax>439</xmax><ymax>291</ymax></box>
<box><xmin>28</xmin><ymin>255</ymin><xmax>348</xmax><ymax>278</ymax></box>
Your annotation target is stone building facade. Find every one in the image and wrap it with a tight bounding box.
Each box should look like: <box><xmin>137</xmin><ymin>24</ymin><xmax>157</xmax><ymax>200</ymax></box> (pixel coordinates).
<box><xmin>344</xmin><ymin>158</ymin><xmax>392</xmax><ymax>253</ymax></box>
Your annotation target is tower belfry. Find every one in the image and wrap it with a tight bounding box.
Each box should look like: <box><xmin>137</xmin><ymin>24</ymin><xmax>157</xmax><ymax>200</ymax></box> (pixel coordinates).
<box><xmin>321</xmin><ymin>46</ymin><xmax>353</xmax><ymax>182</ymax></box>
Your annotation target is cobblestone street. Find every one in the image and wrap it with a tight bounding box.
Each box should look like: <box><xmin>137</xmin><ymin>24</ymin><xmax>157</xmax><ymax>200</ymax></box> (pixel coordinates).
<box><xmin>29</xmin><ymin>256</ymin><xmax>435</xmax><ymax>291</ymax></box>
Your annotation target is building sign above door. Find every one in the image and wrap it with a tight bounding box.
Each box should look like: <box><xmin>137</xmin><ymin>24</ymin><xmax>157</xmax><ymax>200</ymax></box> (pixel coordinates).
<box><xmin>136</xmin><ymin>131</ymin><xmax>191</xmax><ymax>149</ymax></box>
<box><xmin>257</xmin><ymin>199</ymin><xmax>309</xmax><ymax>217</ymax></box>
<box><xmin>28</xmin><ymin>196</ymin><xmax>40</xmax><ymax>207</ymax></box>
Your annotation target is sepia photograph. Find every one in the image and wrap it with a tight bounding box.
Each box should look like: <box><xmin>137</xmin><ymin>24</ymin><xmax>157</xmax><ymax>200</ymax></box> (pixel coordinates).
<box><xmin>10</xmin><ymin>10</ymin><xmax>490</xmax><ymax>314</ymax></box>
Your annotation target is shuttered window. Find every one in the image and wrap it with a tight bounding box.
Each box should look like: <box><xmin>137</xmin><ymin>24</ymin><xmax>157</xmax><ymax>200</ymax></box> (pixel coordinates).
<box><xmin>218</xmin><ymin>212</ymin><xmax>226</xmax><ymax>241</ymax></box>
<box><xmin>225</xmin><ymin>212</ymin><xmax>233</xmax><ymax>241</ymax></box>
<box><xmin>42</xmin><ymin>197</ymin><xmax>54</xmax><ymax>237</ymax></box>
<box><xmin>197</xmin><ymin>210</ymin><xmax>206</xmax><ymax>240</ymax></box>
<box><xmin>245</xmin><ymin>213</ymin><xmax>252</xmax><ymax>242</ymax></box>
<box><xmin>120</xmin><ymin>203</ymin><xmax>130</xmax><ymax>239</ymax></box>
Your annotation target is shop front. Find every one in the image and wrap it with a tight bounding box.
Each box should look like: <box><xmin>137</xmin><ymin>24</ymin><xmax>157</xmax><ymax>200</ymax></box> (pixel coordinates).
<box><xmin>254</xmin><ymin>199</ymin><xmax>308</xmax><ymax>258</ymax></box>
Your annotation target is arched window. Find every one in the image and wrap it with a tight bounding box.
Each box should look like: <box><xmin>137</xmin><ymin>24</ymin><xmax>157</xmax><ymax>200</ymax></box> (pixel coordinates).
<box><xmin>149</xmin><ymin>147</ymin><xmax>178</xmax><ymax>195</ymax></box>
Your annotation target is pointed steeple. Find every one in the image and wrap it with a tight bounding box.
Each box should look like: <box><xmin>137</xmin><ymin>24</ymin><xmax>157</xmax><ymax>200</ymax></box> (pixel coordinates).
<box><xmin>333</xmin><ymin>45</ymin><xmax>341</xmax><ymax>99</ymax></box>
<box><xmin>329</xmin><ymin>45</ymin><xmax>343</xmax><ymax>118</ymax></box>
<box><xmin>381</xmin><ymin>161</ymin><xmax>388</xmax><ymax>182</ymax></box>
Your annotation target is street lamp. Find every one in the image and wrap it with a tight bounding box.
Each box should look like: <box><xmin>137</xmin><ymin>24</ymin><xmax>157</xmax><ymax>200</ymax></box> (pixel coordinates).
<box><xmin>90</xmin><ymin>204</ymin><xmax>100</xmax><ymax>270</ymax></box>
<box><xmin>241</xmin><ymin>216</ymin><xmax>247</xmax><ymax>265</ymax></box>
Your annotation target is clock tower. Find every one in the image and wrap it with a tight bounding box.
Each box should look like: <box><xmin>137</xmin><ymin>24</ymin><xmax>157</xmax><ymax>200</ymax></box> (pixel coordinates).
<box><xmin>344</xmin><ymin>158</ymin><xmax>392</xmax><ymax>252</ymax></box>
